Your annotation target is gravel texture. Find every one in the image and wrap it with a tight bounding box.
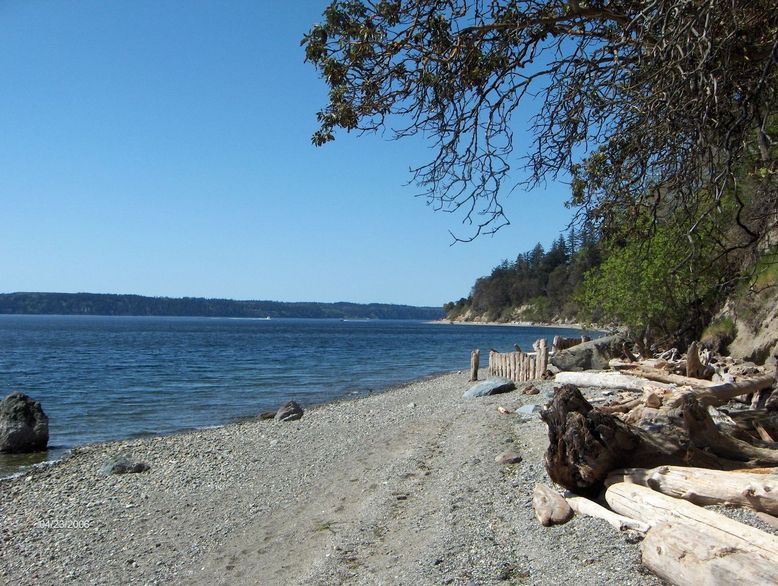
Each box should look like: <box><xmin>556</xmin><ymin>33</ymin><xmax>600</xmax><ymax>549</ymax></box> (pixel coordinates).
<box><xmin>1</xmin><ymin>371</ymin><xmax>668</xmax><ymax>585</ymax></box>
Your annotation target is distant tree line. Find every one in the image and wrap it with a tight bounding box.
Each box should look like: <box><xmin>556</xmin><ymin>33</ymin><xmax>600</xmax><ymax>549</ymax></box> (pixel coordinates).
<box><xmin>444</xmin><ymin>226</ymin><xmax>601</xmax><ymax>323</ymax></box>
<box><xmin>0</xmin><ymin>293</ymin><xmax>444</xmax><ymax>321</ymax></box>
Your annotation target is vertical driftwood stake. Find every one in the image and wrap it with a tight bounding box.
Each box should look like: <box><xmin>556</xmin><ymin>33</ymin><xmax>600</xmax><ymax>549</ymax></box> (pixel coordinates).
<box><xmin>470</xmin><ymin>349</ymin><xmax>480</xmax><ymax>381</ymax></box>
<box><xmin>537</xmin><ymin>339</ymin><xmax>548</xmax><ymax>377</ymax></box>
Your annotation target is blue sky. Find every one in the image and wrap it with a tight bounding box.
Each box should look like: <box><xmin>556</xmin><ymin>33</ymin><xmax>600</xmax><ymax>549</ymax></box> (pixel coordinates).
<box><xmin>0</xmin><ymin>1</ymin><xmax>574</xmax><ymax>307</ymax></box>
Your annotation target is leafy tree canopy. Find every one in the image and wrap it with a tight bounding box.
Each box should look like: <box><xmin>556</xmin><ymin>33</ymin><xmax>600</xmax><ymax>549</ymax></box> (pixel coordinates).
<box><xmin>576</xmin><ymin>208</ymin><xmax>734</xmax><ymax>344</ymax></box>
<box><xmin>303</xmin><ymin>1</ymin><xmax>778</xmax><ymax>246</ymax></box>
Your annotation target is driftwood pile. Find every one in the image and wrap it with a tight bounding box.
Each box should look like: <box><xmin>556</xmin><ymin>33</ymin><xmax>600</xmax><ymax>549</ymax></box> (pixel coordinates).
<box><xmin>535</xmin><ymin>340</ymin><xmax>778</xmax><ymax>585</ymax></box>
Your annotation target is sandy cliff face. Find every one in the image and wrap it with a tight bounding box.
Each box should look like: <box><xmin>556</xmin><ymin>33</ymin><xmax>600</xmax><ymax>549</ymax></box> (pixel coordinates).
<box><xmin>726</xmin><ymin>286</ymin><xmax>778</xmax><ymax>369</ymax></box>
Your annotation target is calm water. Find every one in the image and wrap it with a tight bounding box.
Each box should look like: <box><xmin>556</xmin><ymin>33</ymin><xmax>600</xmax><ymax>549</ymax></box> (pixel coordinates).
<box><xmin>0</xmin><ymin>315</ymin><xmax>588</xmax><ymax>476</ymax></box>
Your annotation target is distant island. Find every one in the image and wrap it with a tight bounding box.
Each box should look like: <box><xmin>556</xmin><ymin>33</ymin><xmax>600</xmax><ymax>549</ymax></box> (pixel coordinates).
<box><xmin>0</xmin><ymin>292</ymin><xmax>444</xmax><ymax>321</ymax></box>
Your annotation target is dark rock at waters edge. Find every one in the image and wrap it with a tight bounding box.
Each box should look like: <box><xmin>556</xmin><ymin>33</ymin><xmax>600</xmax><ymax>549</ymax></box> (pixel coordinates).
<box><xmin>463</xmin><ymin>378</ymin><xmax>516</xmax><ymax>399</ymax></box>
<box><xmin>99</xmin><ymin>456</ymin><xmax>150</xmax><ymax>475</ymax></box>
<box><xmin>259</xmin><ymin>411</ymin><xmax>277</xmax><ymax>421</ymax></box>
<box><xmin>549</xmin><ymin>333</ymin><xmax>627</xmax><ymax>372</ymax></box>
<box><xmin>275</xmin><ymin>401</ymin><xmax>304</xmax><ymax>422</ymax></box>
<box><xmin>0</xmin><ymin>392</ymin><xmax>49</xmax><ymax>453</ymax></box>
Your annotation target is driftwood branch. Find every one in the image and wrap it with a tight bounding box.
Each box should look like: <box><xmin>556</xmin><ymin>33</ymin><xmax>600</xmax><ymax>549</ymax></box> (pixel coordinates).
<box><xmin>565</xmin><ymin>495</ymin><xmax>649</xmax><ymax>532</ymax></box>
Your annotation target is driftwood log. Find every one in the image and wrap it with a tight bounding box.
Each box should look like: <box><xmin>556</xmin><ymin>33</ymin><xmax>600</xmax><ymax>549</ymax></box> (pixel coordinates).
<box><xmin>606</xmin><ymin>465</ymin><xmax>778</xmax><ymax>515</ymax></box>
<box><xmin>606</xmin><ymin>483</ymin><xmax>778</xmax><ymax>559</ymax></box>
<box><xmin>641</xmin><ymin>521</ymin><xmax>778</xmax><ymax>585</ymax></box>
<box><xmin>554</xmin><ymin>370</ymin><xmax>667</xmax><ymax>391</ymax></box>
<box><xmin>542</xmin><ymin>385</ymin><xmax>778</xmax><ymax>495</ymax></box>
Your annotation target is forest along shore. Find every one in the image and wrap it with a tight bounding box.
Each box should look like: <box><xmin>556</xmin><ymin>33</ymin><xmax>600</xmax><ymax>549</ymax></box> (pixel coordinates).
<box><xmin>1</xmin><ymin>371</ymin><xmax>664</xmax><ymax>586</ymax></box>
<box><xmin>429</xmin><ymin>319</ymin><xmax>591</xmax><ymax>330</ymax></box>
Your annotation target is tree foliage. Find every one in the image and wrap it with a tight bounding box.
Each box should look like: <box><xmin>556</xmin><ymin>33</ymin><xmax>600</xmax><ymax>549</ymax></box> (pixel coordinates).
<box><xmin>444</xmin><ymin>226</ymin><xmax>600</xmax><ymax>321</ymax></box>
<box><xmin>576</xmin><ymin>214</ymin><xmax>732</xmax><ymax>343</ymax></box>
<box><xmin>303</xmin><ymin>0</ymin><xmax>778</xmax><ymax>245</ymax></box>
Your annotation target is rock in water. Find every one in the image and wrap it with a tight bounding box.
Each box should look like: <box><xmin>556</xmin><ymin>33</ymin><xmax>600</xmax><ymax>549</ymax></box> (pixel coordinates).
<box><xmin>549</xmin><ymin>333</ymin><xmax>626</xmax><ymax>372</ymax></box>
<box><xmin>463</xmin><ymin>378</ymin><xmax>516</xmax><ymax>399</ymax></box>
<box><xmin>532</xmin><ymin>484</ymin><xmax>573</xmax><ymax>526</ymax></box>
<box><xmin>0</xmin><ymin>392</ymin><xmax>49</xmax><ymax>453</ymax></box>
<box><xmin>99</xmin><ymin>456</ymin><xmax>150</xmax><ymax>475</ymax></box>
<box><xmin>275</xmin><ymin>401</ymin><xmax>304</xmax><ymax>422</ymax></box>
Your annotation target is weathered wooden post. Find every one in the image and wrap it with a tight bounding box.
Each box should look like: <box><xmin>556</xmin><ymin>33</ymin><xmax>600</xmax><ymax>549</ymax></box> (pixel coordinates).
<box><xmin>552</xmin><ymin>335</ymin><xmax>562</xmax><ymax>354</ymax></box>
<box><xmin>470</xmin><ymin>349</ymin><xmax>480</xmax><ymax>381</ymax></box>
<box><xmin>538</xmin><ymin>338</ymin><xmax>548</xmax><ymax>377</ymax></box>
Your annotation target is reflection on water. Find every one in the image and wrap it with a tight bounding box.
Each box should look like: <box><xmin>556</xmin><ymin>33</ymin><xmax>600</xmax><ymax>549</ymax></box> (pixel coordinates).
<box><xmin>0</xmin><ymin>449</ymin><xmax>61</xmax><ymax>478</ymax></box>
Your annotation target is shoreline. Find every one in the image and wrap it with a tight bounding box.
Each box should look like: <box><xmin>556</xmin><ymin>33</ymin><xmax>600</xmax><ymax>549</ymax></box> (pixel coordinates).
<box><xmin>428</xmin><ymin>319</ymin><xmax>603</xmax><ymax>332</ymax></box>
<box><xmin>0</xmin><ymin>368</ymin><xmax>457</xmax><ymax>481</ymax></box>
<box><xmin>0</xmin><ymin>370</ymin><xmax>662</xmax><ymax>585</ymax></box>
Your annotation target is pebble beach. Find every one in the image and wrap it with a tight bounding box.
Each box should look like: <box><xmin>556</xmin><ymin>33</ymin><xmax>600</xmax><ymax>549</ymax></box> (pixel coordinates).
<box><xmin>1</xmin><ymin>371</ymin><xmax>669</xmax><ymax>584</ymax></box>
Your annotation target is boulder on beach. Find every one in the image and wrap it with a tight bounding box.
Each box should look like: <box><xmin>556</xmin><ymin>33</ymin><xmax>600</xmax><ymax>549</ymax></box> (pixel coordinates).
<box><xmin>99</xmin><ymin>455</ymin><xmax>150</xmax><ymax>475</ymax></box>
<box><xmin>516</xmin><ymin>404</ymin><xmax>543</xmax><ymax>418</ymax></box>
<box><xmin>0</xmin><ymin>392</ymin><xmax>49</xmax><ymax>453</ymax></box>
<box><xmin>495</xmin><ymin>448</ymin><xmax>522</xmax><ymax>465</ymax></box>
<box><xmin>463</xmin><ymin>378</ymin><xmax>516</xmax><ymax>399</ymax></box>
<box><xmin>549</xmin><ymin>333</ymin><xmax>626</xmax><ymax>372</ymax></box>
<box><xmin>275</xmin><ymin>401</ymin><xmax>304</xmax><ymax>422</ymax></box>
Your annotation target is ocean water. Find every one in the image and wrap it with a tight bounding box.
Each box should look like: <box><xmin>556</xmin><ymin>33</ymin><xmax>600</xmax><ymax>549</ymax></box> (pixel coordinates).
<box><xmin>0</xmin><ymin>315</ymin><xmax>588</xmax><ymax>476</ymax></box>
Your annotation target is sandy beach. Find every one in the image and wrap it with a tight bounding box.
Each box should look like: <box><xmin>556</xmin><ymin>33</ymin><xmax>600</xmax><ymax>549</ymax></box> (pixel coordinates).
<box><xmin>3</xmin><ymin>371</ymin><xmax>666</xmax><ymax>585</ymax></box>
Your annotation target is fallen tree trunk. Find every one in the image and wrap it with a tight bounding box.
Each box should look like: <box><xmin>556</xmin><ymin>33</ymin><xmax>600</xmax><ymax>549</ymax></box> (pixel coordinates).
<box><xmin>608</xmin><ymin>361</ymin><xmax>716</xmax><ymax>386</ymax></box>
<box><xmin>542</xmin><ymin>385</ymin><xmax>778</xmax><ymax>494</ymax></box>
<box><xmin>554</xmin><ymin>370</ymin><xmax>670</xmax><ymax>392</ymax></box>
<box><xmin>676</xmin><ymin>375</ymin><xmax>776</xmax><ymax>408</ymax></box>
<box><xmin>641</xmin><ymin>521</ymin><xmax>778</xmax><ymax>585</ymax></box>
<box><xmin>606</xmin><ymin>483</ymin><xmax>778</xmax><ymax>559</ymax></box>
<box><xmin>606</xmin><ymin>465</ymin><xmax>778</xmax><ymax>515</ymax></box>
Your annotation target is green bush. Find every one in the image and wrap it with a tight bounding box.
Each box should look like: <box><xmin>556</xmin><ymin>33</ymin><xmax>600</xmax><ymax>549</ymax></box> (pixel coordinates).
<box><xmin>576</xmin><ymin>222</ymin><xmax>727</xmax><ymax>343</ymax></box>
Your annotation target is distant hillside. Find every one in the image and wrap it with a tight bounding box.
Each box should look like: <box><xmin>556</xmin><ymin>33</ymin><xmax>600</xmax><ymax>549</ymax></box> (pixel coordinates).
<box><xmin>444</xmin><ymin>227</ymin><xmax>601</xmax><ymax>323</ymax></box>
<box><xmin>0</xmin><ymin>292</ymin><xmax>444</xmax><ymax>321</ymax></box>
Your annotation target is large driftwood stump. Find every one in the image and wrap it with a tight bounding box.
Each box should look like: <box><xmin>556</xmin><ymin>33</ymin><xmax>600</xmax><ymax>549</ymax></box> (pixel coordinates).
<box><xmin>542</xmin><ymin>385</ymin><xmax>647</xmax><ymax>496</ymax></box>
<box><xmin>541</xmin><ymin>385</ymin><xmax>778</xmax><ymax>495</ymax></box>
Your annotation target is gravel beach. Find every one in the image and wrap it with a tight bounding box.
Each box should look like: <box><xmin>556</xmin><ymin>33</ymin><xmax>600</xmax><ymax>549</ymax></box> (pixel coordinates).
<box><xmin>2</xmin><ymin>371</ymin><xmax>665</xmax><ymax>585</ymax></box>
